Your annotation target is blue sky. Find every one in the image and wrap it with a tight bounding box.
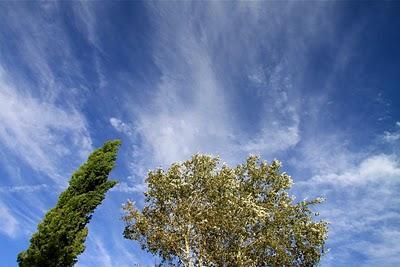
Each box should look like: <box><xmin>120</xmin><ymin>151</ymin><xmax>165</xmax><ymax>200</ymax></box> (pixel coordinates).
<box><xmin>0</xmin><ymin>2</ymin><xmax>399</xmax><ymax>266</ymax></box>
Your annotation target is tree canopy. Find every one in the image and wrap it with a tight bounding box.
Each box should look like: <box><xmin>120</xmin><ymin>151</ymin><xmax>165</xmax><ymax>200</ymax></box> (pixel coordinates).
<box><xmin>18</xmin><ymin>140</ymin><xmax>121</xmax><ymax>267</ymax></box>
<box><xmin>123</xmin><ymin>154</ymin><xmax>328</xmax><ymax>266</ymax></box>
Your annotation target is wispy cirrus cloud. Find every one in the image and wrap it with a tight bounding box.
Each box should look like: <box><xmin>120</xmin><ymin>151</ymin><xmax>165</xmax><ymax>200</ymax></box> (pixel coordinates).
<box><xmin>0</xmin><ymin>2</ymin><xmax>95</xmax><ymax>181</ymax></box>
<box><xmin>0</xmin><ymin>67</ymin><xmax>92</xmax><ymax>182</ymax></box>
<box><xmin>0</xmin><ymin>184</ymin><xmax>49</xmax><ymax>193</ymax></box>
<box><xmin>77</xmin><ymin>227</ymin><xmax>145</xmax><ymax>267</ymax></box>
<box><xmin>243</xmin><ymin>61</ymin><xmax>300</xmax><ymax>154</ymax></box>
<box><xmin>0</xmin><ymin>3</ymin><xmax>94</xmax><ymax>244</ymax></box>
<box><xmin>77</xmin><ymin>236</ymin><xmax>113</xmax><ymax>267</ymax></box>
<box><xmin>71</xmin><ymin>1</ymin><xmax>108</xmax><ymax>89</ymax></box>
<box><xmin>0</xmin><ymin>201</ymin><xmax>18</xmax><ymax>238</ymax></box>
<box><xmin>0</xmin><ymin>3</ymin><xmax>87</xmax><ymax>102</ymax></box>
<box><xmin>131</xmin><ymin>2</ymin><xmax>335</xmax><ymax>166</ymax></box>
<box><xmin>0</xmin><ymin>66</ymin><xmax>92</xmax><ymax>241</ymax></box>
<box><xmin>110</xmin><ymin>118</ymin><xmax>135</xmax><ymax>136</ymax></box>
<box><xmin>293</xmin><ymin>130</ymin><xmax>400</xmax><ymax>266</ymax></box>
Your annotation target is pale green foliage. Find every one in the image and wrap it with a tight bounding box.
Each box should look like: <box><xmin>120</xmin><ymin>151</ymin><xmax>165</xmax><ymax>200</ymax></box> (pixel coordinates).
<box><xmin>123</xmin><ymin>154</ymin><xmax>328</xmax><ymax>266</ymax></box>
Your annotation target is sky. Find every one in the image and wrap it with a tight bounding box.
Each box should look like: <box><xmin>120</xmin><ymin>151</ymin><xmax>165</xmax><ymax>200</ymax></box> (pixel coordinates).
<box><xmin>0</xmin><ymin>1</ymin><xmax>399</xmax><ymax>266</ymax></box>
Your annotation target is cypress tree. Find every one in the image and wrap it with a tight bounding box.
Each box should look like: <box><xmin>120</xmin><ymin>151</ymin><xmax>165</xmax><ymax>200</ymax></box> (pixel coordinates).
<box><xmin>18</xmin><ymin>140</ymin><xmax>121</xmax><ymax>267</ymax></box>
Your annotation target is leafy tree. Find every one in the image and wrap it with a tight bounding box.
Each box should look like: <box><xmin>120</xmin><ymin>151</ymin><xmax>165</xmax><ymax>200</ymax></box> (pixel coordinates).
<box><xmin>123</xmin><ymin>154</ymin><xmax>327</xmax><ymax>266</ymax></box>
<box><xmin>18</xmin><ymin>140</ymin><xmax>121</xmax><ymax>267</ymax></box>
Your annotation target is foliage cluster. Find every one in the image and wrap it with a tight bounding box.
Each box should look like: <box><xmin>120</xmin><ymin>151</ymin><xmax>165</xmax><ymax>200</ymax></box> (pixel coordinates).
<box><xmin>17</xmin><ymin>140</ymin><xmax>121</xmax><ymax>267</ymax></box>
<box><xmin>123</xmin><ymin>154</ymin><xmax>327</xmax><ymax>266</ymax></box>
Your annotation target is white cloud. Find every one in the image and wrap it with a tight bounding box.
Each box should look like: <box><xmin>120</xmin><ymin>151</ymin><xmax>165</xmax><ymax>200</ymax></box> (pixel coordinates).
<box><xmin>382</xmin><ymin>122</ymin><xmax>400</xmax><ymax>143</ymax></box>
<box><xmin>288</xmin><ymin>124</ymin><xmax>400</xmax><ymax>266</ymax></box>
<box><xmin>0</xmin><ymin>3</ymin><xmax>86</xmax><ymax>102</ymax></box>
<box><xmin>0</xmin><ymin>201</ymin><xmax>18</xmax><ymax>238</ymax></box>
<box><xmin>136</xmin><ymin>12</ymin><xmax>235</xmax><ymax>165</ymax></box>
<box><xmin>310</xmin><ymin>154</ymin><xmax>400</xmax><ymax>186</ymax></box>
<box><xmin>111</xmin><ymin>181</ymin><xmax>146</xmax><ymax>194</ymax></box>
<box><xmin>133</xmin><ymin>2</ymin><xmax>312</xmax><ymax>166</ymax></box>
<box><xmin>82</xmin><ymin>237</ymin><xmax>114</xmax><ymax>267</ymax></box>
<box><xmin>0</xmin><ymin>3</ymin><xmax>95</xmax><ymax>183</ymax></box>
<box><xmin>294</xmin><ymin>135</ymin><xmax>400</xmax><ymax>265</ymax></box>
<box><xmin>243</xmin><ymin>119</ymin><xmax>300</xmax><ymax>153</ymax></box>
<box><xmin>359</xmin><ymin>229</ymin><xmax>400</xmax><ymax>266</ymax></box>
<box><xmin>244</xmin><ymin>61</ymin><xmax>301</xmax><ymax>153</ymax></box>
<box><xmin>0</xmin><ymin>67</ymin><xmax>92</xmax><ymax>181</ymax></box>
<box><xmin>0</xmin><ymin>184</ymin><xmax>49</xmax><ymax>193</ymax></box>
<box><xmin>383</xmin><ymin>131</ymin><xmax>400</xmax><ymax>142</ymax></box>
<box><xmin>291</xmin><ymin>131</ymin><xmax>365</xmax><ymax>176</ymax></box>
<box><xmin>72</xmin><ymin>1</ymin><xmax>101</xmax><ymax>50</ymax></box>
<box><xmin>109</xmin><ymin>118</ymin><xmax>134</xmax><ymax>136</ymax></box>
<box><xmin>71</xmin><ymin>1</ymin><xmax>107</xmax><ymax>89</ymax></box>
<box><xmin>77</xmin><ymin>230</ymin><xmax>142</xmax><ymax>267</ymax></box>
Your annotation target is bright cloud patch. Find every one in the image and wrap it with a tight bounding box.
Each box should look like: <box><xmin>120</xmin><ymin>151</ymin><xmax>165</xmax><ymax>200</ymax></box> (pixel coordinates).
<box><xmin>311</xmin><ymin>154</ymin><xmax>400</xmax><ymax>185</ymax></box>
<box><xmin>109</xmin><ymin>117</ymin><xmax>134</xmax><ymax>136</ymax></box>
<box><xmin>382</xmin><ymin>122</ymin><xmax>400</xmax><ymax>143</ymax></box>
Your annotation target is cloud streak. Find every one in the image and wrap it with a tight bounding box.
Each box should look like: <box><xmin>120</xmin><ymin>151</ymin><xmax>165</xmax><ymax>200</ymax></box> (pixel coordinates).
<box><xmin>0</xmin><ymin>201</ymin><xmax>18</xmax><ymax>238</ymax></box>
<box><xmin>0</xmin><ymin>184</ymin><xmax>49</xmax><ymax>193</ymax></box>
<box><xmin>0</xmin><ymin>67</ymin><xmax>92</xmax><ymax>182</ymax></box>
<box><xmin>131</xmin><ymin>2</ymin><xmax>335</xmax><ymax>167</ymax></box>
<box><xmin>294</xmin><ymin>133</ymin><xmax>400</xmax><ymax>266</ymax></box>
<box><xmin>110</xmin><ymin>118</ymin><xmax>135</xmax><ymax>136</ymax></box>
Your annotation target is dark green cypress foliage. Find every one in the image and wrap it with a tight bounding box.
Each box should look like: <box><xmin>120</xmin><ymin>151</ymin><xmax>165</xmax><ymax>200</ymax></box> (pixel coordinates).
<box><xmin>18</xmin><ymin>140</ymin><xmax>121</xmax><ymax>267</ymax></box>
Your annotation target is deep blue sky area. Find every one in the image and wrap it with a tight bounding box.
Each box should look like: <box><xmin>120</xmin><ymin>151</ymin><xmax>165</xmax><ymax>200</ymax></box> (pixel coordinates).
<box><xmin>0</xmin><ymin>2</ymin><xmax>399</xmax><ymax>266</ymax></box>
